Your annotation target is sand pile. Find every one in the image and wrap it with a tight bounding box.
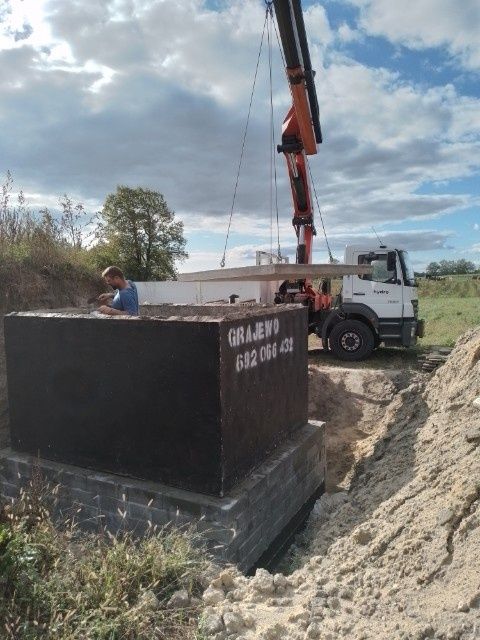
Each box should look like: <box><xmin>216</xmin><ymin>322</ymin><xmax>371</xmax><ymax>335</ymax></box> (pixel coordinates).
<box><xmin>201</xmin><ymin>328</ymin><xmax>480</xmax><ymax>640</ymax></box>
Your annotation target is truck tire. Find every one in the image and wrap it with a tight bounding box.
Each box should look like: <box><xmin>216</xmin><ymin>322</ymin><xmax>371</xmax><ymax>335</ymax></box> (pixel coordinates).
<box><xmin>329</xmin><ymin>319</ymin><xmax>375</xmax><ymax>361</ymax></box>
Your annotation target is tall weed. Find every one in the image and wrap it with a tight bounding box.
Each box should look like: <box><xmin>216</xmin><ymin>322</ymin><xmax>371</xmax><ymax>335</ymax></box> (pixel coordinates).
<box><xmin>0</xmin><ymin>172</ymin><xmax>102</xmax><ymax>311</ymax></box>
<box><xmin>0</xmin><ymin>478</ymin><xmax>208</xmax><ymax>639</ymax></box>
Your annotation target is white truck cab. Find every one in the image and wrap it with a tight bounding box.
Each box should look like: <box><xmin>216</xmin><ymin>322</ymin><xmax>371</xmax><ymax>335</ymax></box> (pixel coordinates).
<box><xmin>314</xmin><ymin>245</ymin><xmax>424</xmax><ymax>360</ymax></box>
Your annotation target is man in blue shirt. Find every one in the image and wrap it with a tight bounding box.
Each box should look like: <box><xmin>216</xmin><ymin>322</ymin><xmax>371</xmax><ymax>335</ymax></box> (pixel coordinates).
<box><xmin>98</xmin><ymin>266</ymin><xmax>139</xmax><ymax>316</ymax></box>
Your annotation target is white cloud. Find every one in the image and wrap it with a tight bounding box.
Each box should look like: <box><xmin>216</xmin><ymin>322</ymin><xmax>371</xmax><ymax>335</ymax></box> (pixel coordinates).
<box><xmin>337</xmin><ymin>23</ymin><xmax>362</xmax><ymax>43</ymax></box>
<box><xmin>346</xmin><ymin>0</ymin><xmax>480</xmax><ymax>70</ymax></box>
<box><xmin>304</xmin><ymin>4</ymin><xmax>334</xmax><ymax>47</ymax></box>
<box><xmin>44</xmin><ymin>0</ymin><xmax>278</xmax><ymax>107</ymax></box>
<box><xmin>0</xmin><ymin>0</ymin><xmax>478</xmax><ymax>273</ymax></box>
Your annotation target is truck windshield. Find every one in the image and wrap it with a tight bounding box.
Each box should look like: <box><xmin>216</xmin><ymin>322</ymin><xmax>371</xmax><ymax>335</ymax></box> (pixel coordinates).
<box><xmin>399</xmin><ymin>250</ymin><xmax>416</xmax><ymax>286</ymax></box>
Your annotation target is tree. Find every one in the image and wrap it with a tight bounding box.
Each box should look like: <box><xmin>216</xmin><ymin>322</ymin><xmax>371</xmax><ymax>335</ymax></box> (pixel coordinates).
<box><xmin>93</xmin><ymin>186</ymin><xmax>187</xmax><ymax>280</ymax></box>
<box><xmin>427</xmin><ymin>259</ymin><xmax>476</xmax><ymax>276</ymax></box>
<box><xmin>59</xmin><ymin>194</ymin><xmax>85</xmax><ymax>249</ymax></box>
<box><xmin>426</xmin><ymin>262</ymin><xmax>440</xmax><ymax>276</ymax></box>
<box><xmin>438</xmin><ymin>260</ymin><xmax>452</xmax><ymax>275</ymax></box>
<box><xmin>453</xmin><ymin>259</ymin><xmax>476</xmax><ymax>274</ymax></box>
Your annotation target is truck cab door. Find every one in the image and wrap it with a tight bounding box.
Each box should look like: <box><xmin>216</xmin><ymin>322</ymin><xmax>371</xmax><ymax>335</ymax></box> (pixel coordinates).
<box><xmin>351</xmin><ymin>250</ymin><xmax>404</xmax><ymax>321</ymax></box>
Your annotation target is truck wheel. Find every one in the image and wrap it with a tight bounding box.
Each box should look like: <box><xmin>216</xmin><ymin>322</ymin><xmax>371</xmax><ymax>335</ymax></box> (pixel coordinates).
<box><xmin>329</xmin><ymin>320</ymin><xmax>375</xmax><ymax>361</ymax></box>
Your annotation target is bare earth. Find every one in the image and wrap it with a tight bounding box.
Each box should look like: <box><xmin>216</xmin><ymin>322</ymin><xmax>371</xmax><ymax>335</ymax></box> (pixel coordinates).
<box><xmin>308</xmin><ymin>363</ymin><xmax>410</xmax><ymax>491</ymax></box>
<box><xmin>201</xmin><ymin>328</ymin><xmax>480</xmax><ymax>640</ymax></box>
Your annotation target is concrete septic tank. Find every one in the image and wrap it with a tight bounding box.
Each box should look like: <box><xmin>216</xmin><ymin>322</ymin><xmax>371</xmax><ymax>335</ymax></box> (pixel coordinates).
<box><xmin>4</xmin><ymin>305</ymin><xmax>308</xmax><ymax>497</ymax></box>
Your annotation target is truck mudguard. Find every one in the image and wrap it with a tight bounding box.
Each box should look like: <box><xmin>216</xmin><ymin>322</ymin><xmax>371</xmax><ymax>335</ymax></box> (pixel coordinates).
<box><xmin>321</xmin><ymin>303</ymin><xmax>380</xmax><ymax>346</ymax></box>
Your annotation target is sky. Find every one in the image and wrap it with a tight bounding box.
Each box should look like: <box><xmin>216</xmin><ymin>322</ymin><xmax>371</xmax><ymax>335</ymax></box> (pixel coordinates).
<box><xmin>0</xmin><ymin>0</ymin><xmax>479</xmax><ymax>272</ymax></box>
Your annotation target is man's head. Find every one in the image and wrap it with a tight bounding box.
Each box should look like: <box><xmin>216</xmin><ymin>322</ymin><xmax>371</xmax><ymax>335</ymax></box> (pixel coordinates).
<box><xmin>102</xmin><ymin>266</ymin><xmax>126</xmax><ymax>289</ymax></box>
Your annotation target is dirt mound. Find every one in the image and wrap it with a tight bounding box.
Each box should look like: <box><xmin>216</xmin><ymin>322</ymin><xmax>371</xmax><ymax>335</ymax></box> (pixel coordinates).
<box><xmin>201</xmin><ymin>328</ymin><xmax>480</xmax><ymax>639</ymax></box>
<box><xmin>0</xmin><ymin>258</ymin><xmax>104</xmax><ymax>314</ymax></box>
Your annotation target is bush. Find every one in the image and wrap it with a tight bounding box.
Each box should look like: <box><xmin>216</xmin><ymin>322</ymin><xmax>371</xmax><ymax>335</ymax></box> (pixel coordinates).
<box><xmin>0</xmin><ymin>172</ymin><xmax>103</xmax><ymax>312</ymax></box>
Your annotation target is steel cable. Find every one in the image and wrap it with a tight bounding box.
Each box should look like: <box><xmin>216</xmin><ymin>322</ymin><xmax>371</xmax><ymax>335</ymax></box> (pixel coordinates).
<box><xmin>220</xmin><ymin>8</ymin><xmax>269</xmax><ymax>268</ymax></box>
<box><xmin>307</xmin><ymin>157</ymin><xmax>334</xmax><ymax>263</ymax></box>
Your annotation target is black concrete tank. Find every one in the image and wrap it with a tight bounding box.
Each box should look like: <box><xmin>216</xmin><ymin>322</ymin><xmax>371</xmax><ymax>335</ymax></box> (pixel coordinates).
<box><xmin>4</xmin><ymin>306</ymin><xmax>308</xmax><ymax>496</ymax></box>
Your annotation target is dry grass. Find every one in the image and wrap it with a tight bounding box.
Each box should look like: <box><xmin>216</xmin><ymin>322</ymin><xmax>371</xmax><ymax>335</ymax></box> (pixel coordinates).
<box><xmin>0</xmin><ymin>476</ymin><xmax>209</xmax><ymax>639</ymax></box>
<box><xmin>0</xmin><ymin>172</ymin><xmax>103</xmax><ymax>313</ymax></box>
<box><xmin>0</xmin><ymin>255</ymin><xmax>103</xmax><ymax>313</ymax></box>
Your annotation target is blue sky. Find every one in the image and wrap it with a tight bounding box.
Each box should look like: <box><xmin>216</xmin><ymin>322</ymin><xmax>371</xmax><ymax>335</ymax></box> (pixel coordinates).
<box><xmin>0</xmin><ymin>0</ymin><xmax>479</xmax><ymax>271</ymax></box>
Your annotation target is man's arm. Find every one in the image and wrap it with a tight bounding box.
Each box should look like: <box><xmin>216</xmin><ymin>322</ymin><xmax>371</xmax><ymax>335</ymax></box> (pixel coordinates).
<box><xmin>98</xmin><ymin>305</ymin><xmax>130</xmax><ymax>316</ymax></box>
<box><xmin>98</xmin><ymin>292</ymin><xmax>115</xmax><ymax>302</ymax></box>
<box><xmin>97</xmin><ymin>288</ymin><xmax>138</xmax><ymax>316</ymax></box>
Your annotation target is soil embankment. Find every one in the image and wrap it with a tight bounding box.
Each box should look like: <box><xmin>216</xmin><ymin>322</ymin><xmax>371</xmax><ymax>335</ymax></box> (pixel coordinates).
<box><xmin>308</xmin><ymin>364</ymin><xmax>411</xmax><ymax>490</ymax></box>
<box><xmin>201</xmin><ymin>328</ymin><xmax>480</xmax><ymax>640</ymax></box>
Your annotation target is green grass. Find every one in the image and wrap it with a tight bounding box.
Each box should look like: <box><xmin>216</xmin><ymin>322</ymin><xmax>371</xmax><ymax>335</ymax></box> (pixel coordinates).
<box><xmin>308</xmin><ymin>334</ymin><xmax>420</xmax><ymax>370</ymax></box>
<box><xmin>0</xmin><ymin>479</ymin><xmax>209</xmax><ymax>640</ymax></box>
<box><xmin>417</xmin><ymin>276</ymin><xmax>480</xmax><ymax>298</ymax></box>
<box><xmin>411</xmin><ymin>277</ymin><xmax>479</xmax><ymax>348</ymax></box>
<box><xmin>418</xmin><ymin>297</ymin><xmax>479</xmax><ymax>347</ymax></box>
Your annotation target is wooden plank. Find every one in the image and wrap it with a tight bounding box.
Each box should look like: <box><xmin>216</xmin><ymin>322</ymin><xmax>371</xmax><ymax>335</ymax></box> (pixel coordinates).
<box><xmin>178</xmin><ymin>263</ymin><xmax>373</xmax><ymax>282</ymax></box>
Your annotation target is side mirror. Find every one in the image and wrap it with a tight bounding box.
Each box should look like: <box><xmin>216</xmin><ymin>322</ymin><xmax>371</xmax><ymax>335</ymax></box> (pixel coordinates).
<box><xmin>387</xmin><ymin>251</ymin><xmax>397</xmax><ymax>272</ymax></box>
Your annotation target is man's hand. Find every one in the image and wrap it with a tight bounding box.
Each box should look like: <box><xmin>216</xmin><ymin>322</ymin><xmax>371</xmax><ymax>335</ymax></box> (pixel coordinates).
<box><xmin>98</xmin><ymin>293</ymin><xmax>114</xmax><ymax>302</ymax></box>
<box><xmin>98</xmin><ymin>305</ymin><xmax>128</xmax><ymax>316</ymax></box>
<box><xmin>98</xmin><ymin>305</ymin><xmax>113</xmax><ymax>315</ymax></box>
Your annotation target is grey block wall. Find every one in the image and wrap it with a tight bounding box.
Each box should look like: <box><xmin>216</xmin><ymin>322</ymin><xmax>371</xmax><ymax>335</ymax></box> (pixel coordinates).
<box><xmin>0</xmin><ymin>422</ymin><xmax>325</xmax><ymax>573</ymax></box>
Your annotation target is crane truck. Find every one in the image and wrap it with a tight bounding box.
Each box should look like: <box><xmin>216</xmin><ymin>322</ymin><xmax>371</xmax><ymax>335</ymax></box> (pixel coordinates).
<box><xmin>180</xmin><ymin>0</ymin><xmax>425</xmax><ymax>361</ymax></box>
<box><xmin>271</xmin><ymin>0</ymin><xmax>424</xmax><ymax>360</ymax></box>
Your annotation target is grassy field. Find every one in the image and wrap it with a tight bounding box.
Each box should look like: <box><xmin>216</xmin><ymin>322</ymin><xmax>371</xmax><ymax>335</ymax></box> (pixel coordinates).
<box><xmin>418</xmin><ymin>277</ymin><xmax>479</xmax><ymax>347</ymax></box>
<box><xmin>417</xmin><ymin>276</ymin><xmax>480</xmax><ymax>298</ymax></box>
<box><xmin>418</xmin><ymin>297</ymin><xmax>479</xmax><ymax>347</ymax></box>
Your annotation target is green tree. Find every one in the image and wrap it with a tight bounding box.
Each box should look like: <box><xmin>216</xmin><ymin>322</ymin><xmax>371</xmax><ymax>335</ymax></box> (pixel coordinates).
<box><xmin>428</xmin><ymin>259</ymin><xmax>476</xmax><ymax>276</ymax></box>
<box><xmin>438</xmin><ymin>260</ymin><xmax>453</xmax><ymax>275</ymax></box>
<box><xmin>93</xmin><ymin>186</ymin><xmax>188</xmax><ymax>280</ymax></box>
<box><xmin>59</xmin><ymin>194</ymin><xmax>85</xmax><ymax>249</ymax></box>
<box><xmin>453</xmin><ymin>259</ymin><xmax>476</xmax><ymax>274</ymax></box>
<box><xmin>426</xmin><ymin>261</ymin><xmax>440</xmax><ymax>276</ymax></box>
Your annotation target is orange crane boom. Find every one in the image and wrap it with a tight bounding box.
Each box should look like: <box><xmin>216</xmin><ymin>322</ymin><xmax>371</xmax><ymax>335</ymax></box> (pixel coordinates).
<box><xmin>272</xmin><ymin>0</ymin><xmax>330</xmax><ymax>312</ymax></box>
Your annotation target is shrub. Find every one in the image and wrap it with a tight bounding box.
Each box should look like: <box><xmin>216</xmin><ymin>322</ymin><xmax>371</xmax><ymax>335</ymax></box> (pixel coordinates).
<box><xmin>0</xmin><ymin>172</ymin><xmax>103</xmax><ymax>312</ymax></box>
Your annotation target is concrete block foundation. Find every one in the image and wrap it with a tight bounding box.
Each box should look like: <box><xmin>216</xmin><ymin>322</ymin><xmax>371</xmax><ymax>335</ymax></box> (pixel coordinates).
<box><xmin>0</xmin><ymin>422</ymin><xmax>325</xmax><ymax>572</ymax></box>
